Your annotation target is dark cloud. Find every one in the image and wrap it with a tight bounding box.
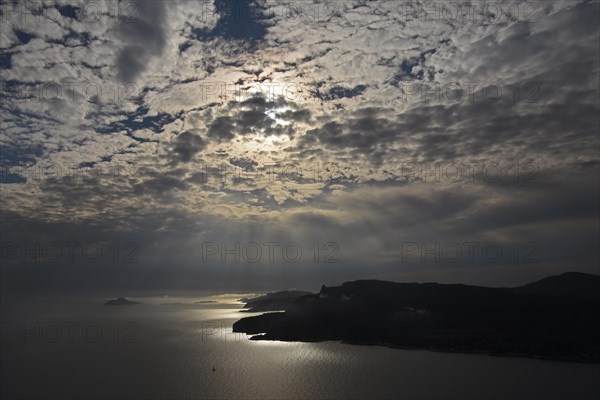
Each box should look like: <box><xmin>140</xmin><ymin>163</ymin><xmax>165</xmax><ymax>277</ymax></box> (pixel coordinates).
<box><xmin>297</xmin><ymin>108</ymin><xmax>400</xmax><ymax>159</ymax></box>
<box><xmin>115</xmin><ymin>1</ymin><xmax>169</xmax><ymax>82</ymax></box>
<box><xmin>229</xmin><ymin>157</ymin><xmax>258</xmax><ymax>171</ymax></box>
<box><xmin>207</xmin><ymin>115</ymin><xmax>237</xmax><ymax>141</ymax></box>
<box><xmin>277</xmin><ymin>108</ymin><xmax>311</xmax><ymax>123</ymax></box>
<box><xmin>170</xmin><ymin>130</ymin><xmax>207</xmax><ymax>163</ymax></box>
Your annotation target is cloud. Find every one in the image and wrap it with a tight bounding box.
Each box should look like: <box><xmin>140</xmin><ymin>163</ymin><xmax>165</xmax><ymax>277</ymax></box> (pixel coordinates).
<box><xmin>114</xmin><ymin>1</ymin><xmax>169</xmax><ymax>82</ymax></box>
<box><xmin>0</xmin><ymin>0</ymin><xmax>598</xmax><ymax>291</ymax></box>
<box><xmin>170</xmin><ymin>129</ymin><xmax>207</xmax><ymax>163</ymax></box>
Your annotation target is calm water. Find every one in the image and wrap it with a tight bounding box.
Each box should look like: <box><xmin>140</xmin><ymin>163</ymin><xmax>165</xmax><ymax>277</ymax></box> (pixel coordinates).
<box><xmin>2</xmin><ymin>295</ymin><xmax>599</xmax><ymax>399</ymax></box>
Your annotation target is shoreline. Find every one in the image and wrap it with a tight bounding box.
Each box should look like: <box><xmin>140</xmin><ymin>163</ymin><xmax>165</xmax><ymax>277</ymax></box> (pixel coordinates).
<box><xmin>246</xmin><ymin>335</ymin><xmax>600</xmax><ymax>364</ymax></box>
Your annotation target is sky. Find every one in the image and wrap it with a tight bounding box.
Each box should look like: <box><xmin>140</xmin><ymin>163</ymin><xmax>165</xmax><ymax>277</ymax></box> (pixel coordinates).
<box><xmin>0</xmin><ymin>0</ymin><xmax>599</xmax><ymax>294</ymax></box>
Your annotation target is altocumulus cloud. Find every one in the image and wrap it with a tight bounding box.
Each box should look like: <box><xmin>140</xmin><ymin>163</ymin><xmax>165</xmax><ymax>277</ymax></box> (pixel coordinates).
<box><xmin>0</xmin><ymin>0</ymin><xmax>598</xmax><ymax>293</ymax></box>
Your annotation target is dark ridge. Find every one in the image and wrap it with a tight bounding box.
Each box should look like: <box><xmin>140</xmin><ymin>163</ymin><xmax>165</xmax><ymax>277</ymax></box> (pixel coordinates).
<box><xmin>104</xmin><ymin>297</ymin><xmax>140</xmax><ymax>306</ymax></box>
<box><xmin>234</xmin><ymin>273</ymin><xmax>600</xmax><ymax>363</ymax></box>
<box><xmin>240</xmin><ymin>290</ymin><xmax>313</xmax><ymax>312</ymax></box>
<box><xmin>511</xmin><ymin>272</ymin><xmax>600</xmax><ymax>302</ymax></box>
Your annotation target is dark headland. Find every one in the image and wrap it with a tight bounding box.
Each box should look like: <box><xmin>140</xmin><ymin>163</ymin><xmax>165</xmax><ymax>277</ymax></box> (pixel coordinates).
<box><xmin>240</xmin><ymin>290</ymin><xmax>313</xmax><ymax>312</ymax></box>
<box><xmin>233</xmin><ymin>272</ymin><xmax>600</xmax><ymax>363</ymax></box>
<box><xmin>104</xmin><ymin>297</ymin><xmax>140</xmax><ymax>306</ymax></box>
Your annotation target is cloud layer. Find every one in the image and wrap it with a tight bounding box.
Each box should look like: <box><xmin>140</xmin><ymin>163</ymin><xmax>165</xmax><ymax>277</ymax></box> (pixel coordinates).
<box><xmin>1</xmin><ymin>0</ymin><xmax>598</xmax><ymax>292</ymax></box>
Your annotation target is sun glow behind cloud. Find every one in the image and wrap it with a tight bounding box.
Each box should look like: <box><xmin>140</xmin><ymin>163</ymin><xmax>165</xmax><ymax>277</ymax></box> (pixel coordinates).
<box><xmin>0</xmin><ymin>0</ymin><xmax>598</xmax><ymax>291</ymax></box>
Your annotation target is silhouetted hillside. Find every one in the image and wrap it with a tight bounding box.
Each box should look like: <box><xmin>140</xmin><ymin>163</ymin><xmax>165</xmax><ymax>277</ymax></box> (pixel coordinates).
<box><xmin>511</xmin><ymin>272</ymin><xmax>600</xmax><ymax>302</ymax></box>
<box><xmin>104</xmin><ymin>297</ymin><xmax>140</xmax><ymax>306</ymax></box>
<box><xmin>233</xmin><ymin>273</ymin><xmax>600</xmax><ymax>362</ymax></box>
<box><xmin>240</xmin><ymin>290</ymin><xmax>313</xmax><ymax>312</ymax></box>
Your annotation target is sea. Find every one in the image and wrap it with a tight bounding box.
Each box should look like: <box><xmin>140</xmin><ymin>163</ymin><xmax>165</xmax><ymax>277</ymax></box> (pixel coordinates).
<box><xmin>2</xmin><ymin>294</ymin><xmax>599</xmax><ymax>399</ymax></box>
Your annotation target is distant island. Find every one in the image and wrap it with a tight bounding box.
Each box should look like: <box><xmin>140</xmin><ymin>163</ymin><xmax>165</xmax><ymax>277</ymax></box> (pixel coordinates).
<box><xmin>104</xmin><ymin>297</ymin><xmax>140</xmax><ymax>306</ymax></box>
<box><xmin>240</xmin><ymin>290</ymin><xmax>313</xmax><ymax>312</ymax></box>
<box><xmin>233</xmin><ymin>272</ymin><xmax>600</xmax><ymax>363</ymax></box>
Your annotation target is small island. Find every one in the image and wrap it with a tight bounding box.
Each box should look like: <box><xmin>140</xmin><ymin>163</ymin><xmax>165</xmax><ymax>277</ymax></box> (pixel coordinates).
<box><xmin>233</xmin><ymin>272</ymin><xmax>600</xmax><ymax>363</ymax></box>
<box><xmin>104</xmin><ymin>297</ymin><xmax>140</xmax><ymax>306</ymax></box>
